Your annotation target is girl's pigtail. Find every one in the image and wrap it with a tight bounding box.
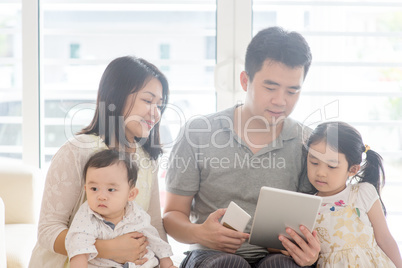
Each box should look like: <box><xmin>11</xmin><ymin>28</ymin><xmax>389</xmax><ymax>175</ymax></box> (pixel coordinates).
<box><xmin>358</xmin><ymin>147</ymin><xmax>386</xmax><ymax>215</ymax></box>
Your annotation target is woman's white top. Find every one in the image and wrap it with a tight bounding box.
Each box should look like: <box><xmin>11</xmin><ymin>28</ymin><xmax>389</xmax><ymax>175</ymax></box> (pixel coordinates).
<box><xmin>28</xmin><ymin>134</ymin><xmax>166</xmax><ymax>268</ymax></box>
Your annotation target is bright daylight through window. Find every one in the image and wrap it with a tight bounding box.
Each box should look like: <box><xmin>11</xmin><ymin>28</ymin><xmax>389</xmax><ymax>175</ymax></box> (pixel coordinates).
<box><xmin>0</xmin><ymin>0</ymin><xmax>401</xmax><ymax>259</ymax></box>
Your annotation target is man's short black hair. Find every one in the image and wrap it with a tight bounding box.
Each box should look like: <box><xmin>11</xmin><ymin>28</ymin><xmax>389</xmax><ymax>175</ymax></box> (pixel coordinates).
<box><xmin>245</xmin><ymin>26</ymin><xmax>312</xmax><ymax>82</ymax></box>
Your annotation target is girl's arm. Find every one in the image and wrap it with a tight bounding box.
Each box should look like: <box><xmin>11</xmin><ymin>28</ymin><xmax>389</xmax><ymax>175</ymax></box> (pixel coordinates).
<box><xmin>70</xmin><ymin>254</ymin><xmax>89</xmax><ymax>268</ymax></box>
<box><xmin>368</xmin><ymin>199</ymin><xmax>402</xmax><ymax>268</ymax></box>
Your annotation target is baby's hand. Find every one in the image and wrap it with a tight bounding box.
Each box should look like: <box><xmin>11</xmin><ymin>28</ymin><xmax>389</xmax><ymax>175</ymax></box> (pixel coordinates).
<box><xmin>159</xmin><ymin>257</ymin><xmax>175</xmax><ymax>268</ymax></box>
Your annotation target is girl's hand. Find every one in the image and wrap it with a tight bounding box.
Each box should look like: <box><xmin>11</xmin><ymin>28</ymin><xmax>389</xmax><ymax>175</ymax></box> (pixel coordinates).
<box><xmin>267</xmin><ymin>248</ymin><xmax>290</xmax><ymax>256</ymax></box>
<box><xmin>96</xmin><ymin>232</ymin><xmax>149</xmax><ymax>264</ymax></box>
<box><xmin>278</xmin><ymin>225</ymin><xmax>320</xmax><ymax>266</ymax></box>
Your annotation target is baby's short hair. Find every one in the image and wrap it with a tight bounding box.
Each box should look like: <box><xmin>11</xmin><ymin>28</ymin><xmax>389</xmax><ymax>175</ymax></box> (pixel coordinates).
<box><xmin>83</xmin><ymin>150</ymin><xmax>138</xmax><ymax>188</ymax></box>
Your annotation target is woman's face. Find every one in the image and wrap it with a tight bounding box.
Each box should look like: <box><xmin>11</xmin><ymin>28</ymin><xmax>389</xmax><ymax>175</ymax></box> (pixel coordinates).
<box><xmin>123</xmin><ymin>78</ymin><xmax>163</xmax><ymax>142</ymax></box>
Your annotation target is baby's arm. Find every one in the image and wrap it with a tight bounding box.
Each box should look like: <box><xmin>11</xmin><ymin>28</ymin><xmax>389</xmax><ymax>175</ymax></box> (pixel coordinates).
<box><xmin>159</xmin><ymin>257</ymin><xmax>177</xmax><ymax>268</ymax></box>
<box><xmin>70</xmin><ymin>254</ymin><xmax>89</xmax><ymax>268</ymax></box>
<box><xmin>136</xmin><ymin>207</ymin><xmax>175</xmax><ymax>267</ymax></box>
<box><xmin>368</xmin><ymin>199</ymin><xmax>402</xmax><ymax>268</ymax></box>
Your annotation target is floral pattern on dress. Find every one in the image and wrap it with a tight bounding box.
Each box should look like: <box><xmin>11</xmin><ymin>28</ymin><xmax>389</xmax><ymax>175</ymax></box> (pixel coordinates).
<box><xmin>319</xmin><ymin>200</ymin><xmax>346</xmax><ymax>214</ymax></box>
<box><xmin>315</xmin><ymin>185</ymin><xmax>396</xmax><ymax>268</ymax></box>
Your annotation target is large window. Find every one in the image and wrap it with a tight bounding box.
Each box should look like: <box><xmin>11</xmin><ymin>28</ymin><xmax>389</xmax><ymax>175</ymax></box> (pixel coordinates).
<box><xmin>0</xmin><ymin>0</ymin><xmax>22</xmax><ymax>159</ymax></box>
<box><xmin>40</xmin><ymin>0</ymin><xmax>217</xmax><ymax>162</ymax></box>
<box><xmin>254</xmin><ymin>0</ymin><xmax>402</xmax><ymax>251</ymax></box>
<box><xmin>1</xmin><ymin>0</ymin><xmax>401</xmax><ymax>254</ymax></box>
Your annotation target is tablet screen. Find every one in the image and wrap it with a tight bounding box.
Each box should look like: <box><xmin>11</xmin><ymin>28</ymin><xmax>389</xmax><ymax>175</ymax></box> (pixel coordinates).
<box><xmin>249</xmin><ymin>186</ymin><xmax>322</xmax><ymax>250</ymax></box>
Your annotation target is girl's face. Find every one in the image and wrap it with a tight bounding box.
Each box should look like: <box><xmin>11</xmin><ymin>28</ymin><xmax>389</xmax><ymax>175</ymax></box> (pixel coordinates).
<box><xmin>123</xmin><ymin>78</ymin><xmax>163</xmax><ymax>142</ymax></box>
<box><xmin>307</xmin><ymin>141</ymin><xmax>359</xmax><ymax>197</ymax></box>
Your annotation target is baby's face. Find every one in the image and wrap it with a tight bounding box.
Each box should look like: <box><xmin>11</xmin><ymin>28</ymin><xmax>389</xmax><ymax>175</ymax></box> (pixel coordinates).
<box><xmin>85</xmin><ymin>162</ymin><xmax>137</xmax><ymax>223</ymax></box>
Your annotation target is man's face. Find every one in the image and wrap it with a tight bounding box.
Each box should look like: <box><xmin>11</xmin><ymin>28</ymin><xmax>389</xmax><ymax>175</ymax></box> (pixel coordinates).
<box><xmin>241</xmin><ymin>60</ymin><xmax>305</xmax><ymax>127</ymax></box>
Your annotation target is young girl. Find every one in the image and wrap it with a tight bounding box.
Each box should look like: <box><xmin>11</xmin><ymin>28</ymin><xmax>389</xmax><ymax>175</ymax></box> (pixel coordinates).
<box><xmin>306</xmin><ymin>121</ymin><xmax>402</xmax><ymax>268</ymax></box>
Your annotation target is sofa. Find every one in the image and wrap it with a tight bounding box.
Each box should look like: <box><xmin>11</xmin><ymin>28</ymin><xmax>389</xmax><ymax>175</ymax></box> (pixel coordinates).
<box><xmin>0</xmin><ymin>159</ymin><xmax>186</xmax><ymax>267</ymax></box>
<box><xmin>0</xmin><ymin>160</ymin><xmax>43</xmax><ymax>268</ymax></box>
<box><xmin>0</xmin><ymin>197</ymin><xmax>6</xmax><ymax>268</ymax></box>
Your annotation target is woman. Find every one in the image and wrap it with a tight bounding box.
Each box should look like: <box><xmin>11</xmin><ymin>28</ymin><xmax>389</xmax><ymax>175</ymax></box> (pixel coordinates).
<box><xmin>29</xmin><ymin>56</ymin><xmax>169</xmax><ymax>267</ymax></box>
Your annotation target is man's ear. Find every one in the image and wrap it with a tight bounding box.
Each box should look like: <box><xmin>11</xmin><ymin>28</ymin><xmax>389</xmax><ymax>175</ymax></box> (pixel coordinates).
<box><xmin>348</xmin><ymin>164</ymin><xmax>360</xmax><ymax>176</ymax></box>
<box><xmin>128</xmin><ymin>187</ymin><xmax>139</xmax><ymax>201</ymax></box>
<box><xmin>240</xmin><ymin>71</ymin><xmax>249</xmax><ymax>92</ymax></box>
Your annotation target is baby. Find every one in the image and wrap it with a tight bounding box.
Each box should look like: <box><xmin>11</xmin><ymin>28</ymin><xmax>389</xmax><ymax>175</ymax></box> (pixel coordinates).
<box><xmin>66</xmin><ymin>149</ymin><xmax>175</xmax><ymax>268</ymax></box>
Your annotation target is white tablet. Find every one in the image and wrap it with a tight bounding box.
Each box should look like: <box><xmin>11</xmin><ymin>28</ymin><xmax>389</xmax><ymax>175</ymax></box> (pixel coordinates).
<box><xmin>249</xmin><ymin>186</ymin><xmax>322</xmax><ymax>250</ymax></box>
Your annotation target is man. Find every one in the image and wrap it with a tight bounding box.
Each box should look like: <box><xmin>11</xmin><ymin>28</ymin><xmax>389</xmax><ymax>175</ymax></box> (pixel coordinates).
<box><xmin>163</xmin><ymin>26</ymin><xmax>320</xmax><ymax>267</ymax></box>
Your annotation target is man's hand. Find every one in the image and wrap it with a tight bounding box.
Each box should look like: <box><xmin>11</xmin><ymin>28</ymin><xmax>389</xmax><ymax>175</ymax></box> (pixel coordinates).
<box><xmin>196</xmin><ymin>209</ymin><xmax>249</xmax><ymax>253</ymax></box>
<box><xmin>163</xmin><ymin>193</ymin><xmax>249</xmax><ymax>253</ymax></box>
<box><xmin>278</xmin><ymin>225</ymin><xmax>320</xmax><ymax>266</ymax></box>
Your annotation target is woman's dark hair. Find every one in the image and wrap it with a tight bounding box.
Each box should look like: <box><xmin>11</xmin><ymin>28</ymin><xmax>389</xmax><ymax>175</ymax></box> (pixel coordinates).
<box><xmin>83</xmin><ymin>150</ymin><xmax>138</xmax><ymax>188</ymax></box>
<box><xmin>79</xmin><ymin>56</ymin><xmax>169</xmax><ymax>160</ymax></box>
<box><xmin>306</xmin><ymin>121</ymin><xmax>386</xmax><ymax>214</ymax></box>
<box><xmin>245</xmin><ymin>26</ymin><xmax>312</xmax><ymax>82</ymax></box>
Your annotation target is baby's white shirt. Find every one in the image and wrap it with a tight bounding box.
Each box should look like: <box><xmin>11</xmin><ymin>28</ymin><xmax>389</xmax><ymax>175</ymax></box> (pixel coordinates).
<box><xmin>66</xmin><ymin>200</ymin><xmax>172</xmax><ymax>267</ymax></box>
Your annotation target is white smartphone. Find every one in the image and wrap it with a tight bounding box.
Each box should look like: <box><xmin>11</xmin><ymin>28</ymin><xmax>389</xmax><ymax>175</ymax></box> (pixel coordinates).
<box><xmin>220</xmin><ymin>201</ymin><xmax>251</xmax><ymax>232</ymax></box>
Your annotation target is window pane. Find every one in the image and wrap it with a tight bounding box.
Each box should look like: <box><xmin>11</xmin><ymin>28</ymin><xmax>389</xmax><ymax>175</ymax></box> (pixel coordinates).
<box><xmin>40</xmin><ymin>0</ymin><xmax>217</xmax><ymax>162</ymax></box>
<box><xmin>0</xmin><ymin>1</ymin><xmax>22</xmax><ymax>160</ymax></box>
<box><xmin>254</xmin><ymin>0</ymin><xmax>402</xmax><ymax>251</ymax></box>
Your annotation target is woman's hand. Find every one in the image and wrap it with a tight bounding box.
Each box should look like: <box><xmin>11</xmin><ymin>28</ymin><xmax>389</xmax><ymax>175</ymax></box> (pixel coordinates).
<box><xmin>95</xmin><ymin>232</ymin><xmax>149</xmax><ymax>264</ymax></box>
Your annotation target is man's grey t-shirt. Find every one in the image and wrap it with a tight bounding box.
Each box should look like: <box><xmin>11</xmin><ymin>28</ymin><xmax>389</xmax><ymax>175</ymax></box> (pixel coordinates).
<box><xmin>165</xmin><ymin>105</ymin><xmax>313</xmax><ymax>261</ymax></box>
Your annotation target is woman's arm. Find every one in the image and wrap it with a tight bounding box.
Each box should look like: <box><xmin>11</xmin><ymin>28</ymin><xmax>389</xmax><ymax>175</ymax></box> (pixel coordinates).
<box><xmin>54</xmin><ymin>229</ymin><xmax>68</xmax><ymax>255</ymax></box>
<box><xmin>37</xmin><ymin>143</ymin><xmax>85</xmax><ymax>254</ymax></box>
<box><xmin>369</xmin><ymin>199</ymin><xmax>402</xmax><ymax>268</ymax></box>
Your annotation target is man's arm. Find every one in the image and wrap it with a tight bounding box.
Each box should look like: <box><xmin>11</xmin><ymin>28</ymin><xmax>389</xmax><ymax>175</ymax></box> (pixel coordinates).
<box><xmin>163</xmin><ymin>192</ymin><xmax>249</xmax><ymax>253</ymax></box>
